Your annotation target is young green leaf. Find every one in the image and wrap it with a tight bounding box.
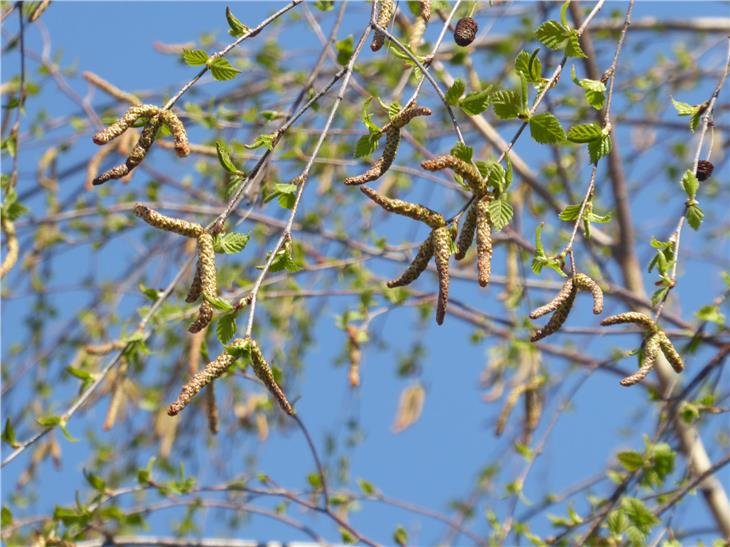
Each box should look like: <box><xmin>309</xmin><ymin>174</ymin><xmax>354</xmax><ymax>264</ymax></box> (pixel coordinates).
<box><xmin>529</xmin><ymin>112</ymin><xmax>566</xmax><ymax>144</ymax></box>
<box><xmin>214</xmin><ymin>232</ymin><xmax>250</xmax><ymax>254</ymax></box>
<box><xmin>244</xmin><ymin>133</ymin><xmax>275</xmax><ymax>151</ymax></box>
<box><xmin>215</xmin><ymin>140</ymin><xmax>240</xmax><ymax>174</ymax></box>
<box><xmin>567</xmin><ymin>123</ymin><xmax>602</xmax><ymax>143</ymax></box>
<box><xmin>445</xmin><ymin>79</ymin><xmax>465</xmax><ymax>106</ymax></box>
<box><xmin>336</xmin><ymin>36</ymin><xmax>354</xmax><ymax>65</ymax></box>
<box><xmin>355</xmin><ymin>133</ymin><xmax>381</xmax><ymax>158</ymax></box>
<box><xmin>535</xmin><ymin>20</ymin><xmax>569</xmax><ymax>50</ymax></box>
<box><xmin>204</xmin><ymin>294</ymin><xmax>234</xmax><ymax>312</ymax></box>
<box><xmin>451</xmin><ymin>142</ymin><xmax>473</xmax><ymax>163</ymax></box>
<box><xmin>225</xmin><ymin>6</ymin><xmax>249</xmax><ymax>38</ymax></box>
<box><xmin>458</xmin><ymin>86</ymin><xmax>493</xmax><ymax>116</ymax></box>
<box><xmin>588</xmin><ymin>134</ymin><xmax>612</xmax><ymax>164</ymax></box>
<box><xmin>182</xmin><ymin>49</ymin><xmax>209</xmax><ymax>66</ymax></box>
<box><xmin>208</xmin><ymin>57</ymin><xmax>240</xmax><ymax>81</ymax></box>
<box><xmin>686</xmin><ymin>204</ymin><xmax>704</xmax><ymax>230</ymax></box>
<box><xmin>680</xmin><ymin>169</ymin><xmax>699</xmax><ymax>200</ymax></box>
<box><xmin>216</xmin><ymin>312</ymin><xmax>238</xmax><ymax>344</ymax></box>
<box><xmin>491</xmin><ymin>90</ymin><xmax>522</xmax><ymax>120</ymax></box>
<box><xmin>487</xmin><ymin>196</ymin><xmax>513</xmax><ymax>231</ymax></box>
<box><xmin>565</xmin><ymin>31</ymin><xmax>587</xmax><ymax>58</ymax></box>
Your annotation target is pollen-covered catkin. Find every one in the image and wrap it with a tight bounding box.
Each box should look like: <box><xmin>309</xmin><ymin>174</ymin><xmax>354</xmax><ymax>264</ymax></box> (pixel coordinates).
<box><xmin>360</xmin><ymin>186</ymin><xmax>446</xmax><ymax>228</ymax></box>
<box><xmin>620</xmin><ymin>334</ymin><xmax>660</xmax><ymax>386</ymax></box>
<box><xmin>657</xmin><ymin>332</ymin><xmax>684</xmax><ymax>373</ymax></box>
<box><xmin>167</xmin><ymin>351</ymin><xmax>236</xmax><ymax>416</ymax></box>
<box><xmin>185</xmin><ymin>266</ymin><xmax>202</xmax><ymax>303</ymax></box>
<box><xmin>600</xmin><ymin>312</ymin><xmax>657</xmax><ymax>331</ymax></box>
<box><xmin>0</xmin><ymin>216</ymin><xmax>19</xmax><ymax>279</ymax></box>
<box><xmin>574</xmin><ymin>273</ymin><xmax>604</xmax><ymax>314</ymax></box>
<box><xmin>159</xmin><ymin>110</ymin><xmax>190</xmax><ymax>158</ymax></box>
<box><xmin>433</xmin><ymin>226</ymin><xmax>452</xmax><ymax>325</ymax></box>
<box><xmin>529</xmin><ymin>279</ymin><xmax>575</xmax><ymax>319</ymax></box>
<box><xmin>530</xmin><ymin>285</ymin><xmax>577</xmax><ymax>342</ymax></box>
<box><xmin>125</xmin><ymin>113</ymin><xmax>163</xmax><ymax>170</ymax></box>
<box><xmin>133</xmin><ymin>204</ymin><xmax>204</xmax><ymax>238</ymax></box>
<box><xmin>92</xmin><ymin>104</ymin><xmax>158</xmax><ymax>145</ymax></box>
<box><xmin>408</xmin><ymin>0</ymin><xmax>431</xmax><ymax>50</ymax></box>
<box><xmin>389</xmin><ymin>105</ymin><xmax>432</xmax><ymax>130</ymax></box>
<box><xmin>205</xmin><ymin>383</ymin><xmax>219</xmax><ymax>434</ymax></box>
<box><xmin>475</xmin><ymin>196</ymin><xmax>492</xmax><ymax>287</ymax></box>
<box><xmin>371</xmin><ymin>0</ymin><xmax>395</xmax><ymax>52</ymax></box>
<box><xmin>421</xmin><ymin>155</ymin><xmax>485</xmax><ymax>195</ymax></box>
<box><xmin>387</xmin><ymin>233</ymin><xmax>434</xmax><ymax>288</ymax></box>
<box><xmin>495</xmin><ymin>384</ymin><xmax>526</xmax><ymax>436</ymax></box>
<box><xmin>188</xmin><ymin>233</ymin><xmax>216</xmax><ymax>333</ymax></box>
<box><xmin>455</xmin><ymin>204</ymin><xmax>477</xmax><ymax>260</ymax></box>
<box><xmin>523</xmin><ymin>384</ymin><xmax>543</xmax><ymax>444</ymax></box>
<box><xmin>248</xmin><ymin>338</ymin><xmax>295</xmax><ymax>415</ymax></box>
<box><xmin>344</xmin><ymin>127</ymin><xmax>400</xmax><ymax>186</ymax></box>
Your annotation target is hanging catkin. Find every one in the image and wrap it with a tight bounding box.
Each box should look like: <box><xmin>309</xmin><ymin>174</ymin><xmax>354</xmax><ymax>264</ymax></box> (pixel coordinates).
<box><xmin>248</xmin><ymin>337</ymin><xmax>295</xmax><ymax>416</ymax></box>
<box><xmin>370</xmin><ymin>0</ymin><xmax>396</xmax><ymax>52</ymax></box>
<box><xmin>421</xmin><ymin>155</ymin><xmax>485</xmax><ymax>195</ymax></box>
<box><xmin>360</xmin><ymin>186</ymin><xmax>445</xmax><ymax>228</ymax></box>
<box><xmin>454</xmin><ymin>204</ymin><xmax>478</xmax><ymax>260</ymax></box>
<box><xmin>387</xmin><ymin>234</ymin><xmax>435</xmax><ymax>288</ymax></box>
<box><xmin>168</xmin><ymin>350</ymin><xmax>237</xmax><ymax>416</ymax></box>
<box><xmin>133</xmin><ymin>204</ymin><xmax>204</xmax><ymax>238</ymax></box>
<box><xmin>475</xmin><ymin>196</ymin><xmax>492</xmax><ymax>287</ymax></box>
<box><xmin>432</xmin><ymin>226</ymin><xmax>452</xmax><ymax>325</ymax></box>
<box><xmin>530</xmin><ymin>285</ymin><xmax>577</xmax><ymax>342</ymax></box>
<box><xmin>92</xmin><ymin>104</ymin><xmax>158</xmax><ymax>145</ymax></box>
<box><xmin>188</xmin><ymin>233</ymin><xmax>216</xmax><ymax>333</ymax></box>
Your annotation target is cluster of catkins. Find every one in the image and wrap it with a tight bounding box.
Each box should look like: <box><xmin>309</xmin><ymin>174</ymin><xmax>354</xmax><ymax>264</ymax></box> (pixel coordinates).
<box><xmin>91</xmin><ymin>103</ymin><xmax>189</xmax><ymax>185</ymax></box>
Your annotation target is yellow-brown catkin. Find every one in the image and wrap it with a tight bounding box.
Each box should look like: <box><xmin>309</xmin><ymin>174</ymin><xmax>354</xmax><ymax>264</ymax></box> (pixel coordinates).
<box><xmin>248</xmin><ymin>338</ymin><xmax>295</xmax><ymax>416</ymax></box>
<box><xmin>455</xmin><ymin>203</ymin><xmax>477</xmax><ymax>260</ymax></box>
<box><xmin>93</xmin><ymin>164</ymin><xmax>131</xmax><ymax>186</ymax></box>
<box><xmin>574</xmin><ymin>273</ymin><xmax>604</xmax><ymax>314</ymax></box>
<box><xmin>475</xmin><ymin>196</ymin><xmax>492</xmax><ymax>287</ymax></box>
<box><xmin>344</xmin><ymin>127</ymin><xmax>400</xmax><ymax>186</ymax></box>
<box><xmin>523</xmin><ymin>384</ymin><xmax>543</xmax><ymax>444</ymax></box>
<box><xmin>188</xmin><ymin>233</ymin><xmax>216</xmax><ymax>333</ymax></box>
<box><xmin>346</xmin><ymin>326</ymin><xmax>362</xmax><ymax>387</ymax></box>
<box><xmin>185</xmin><ymin>265</ymin><xmax>202</xmax><ymax>303</ymax></box>
<box><xmin>82</xmin><ymin>71</ymin><xmax>141</xmax><ymax>105</ymax></box>
<box><xmin>529</xmin><ymin>279</ymin><xmax>575</xmax><ymax>319</ymax></box>
<box><xmin>159</xmin><ymin>110</ymin><xmax>190</xmax><ymax>158</ymax></box>
<box><xmin>421</xmin><ymin>155</ymin><xmax>485</xmax><ymax>195</ymax></box>
<box><xmin>387</xmin><ymin>233</ymin><xmax>434</xmax><ymax>288</ymax></box>
<box><xmin>389</xmin><ymin>105</ymin><xmax>432</xmax><ymax>130</ymax></box>
<box><xmin>600</xmin><ymin>312</ymin><xmax>657</xmax><ymax>331</ymax></box>
<box><xmin>408</xmin><ymin>0</ymin><xmax>430</xmax><ymax>50</ymax></box>
<box><xmin>360</xmin><ymin>186</ymin><xmax>445</xmax><ymax>228</ymax></box>
<box><xmin>205</xmin><ymin>383</ymin><xmax>219</xmax><ymax>434</ymax></box>
<box><xmin>125</xmin><ymin>113</ymin><xmax>162</xmax><ymax>170</ymax></box>
<box><xmin>168</xmin><ymin>351</ymin><xmax>236</xmax><ymax>416</ymax></box>
<box><xmin>657</xmin><ymin>332</ymin><xmax>684</xmax><ymax>373</ymax></box>
<box><xmin>28</xmin><ymin>0</ymin><xmax>51</xmax><ymax>22</ymax></box>
<box><xmin>530</xmin><ymin>285</ymin><xmax>577</xmax><ymax>342</ymax></box>
<box><xmin>0</xmin><ymin>216</ymin><xmax>19</xmax><ymax>279</ymax></box>
<box><xmin>433</xmin><ymin>226</ymin><xmax>451</xmax><ymax>325</ymax></box>
<box><xmin>92</xmin><ymin>104</ymin><xmax>158</xmax><ymax>145</ymax></box>
<box><xmin>495</xmin><ymin>384</ymin><xmax>526</xmax><ymax>436</ymax></box>
<box><xmin>371</xmin><ymin>0</ymin><xmax>395</xmax><ymax>51</ymax></box>
<box><xmin>620</xmin><ymin>334</ymin><xmax>661</xmax><ymax>387</ymax></box>
<box><xmin>133</xmin><ymin>204</ymin><xmax>204</xmax><ymax>238</ymax></box>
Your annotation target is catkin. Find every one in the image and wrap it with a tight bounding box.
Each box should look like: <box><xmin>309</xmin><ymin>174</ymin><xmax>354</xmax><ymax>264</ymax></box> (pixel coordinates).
<box><xmin>529</xmin><ymin>279</ymin><xmax>575</xmax><ymax>319</ymax></box>
<box><xmin>159</xmin><ymin>110</ymin><xmax>190</xmax><ymax>158</ymax></box>
<box><xmin>345</xmin><ymin>127</ymin><xmax>400</xmax><ymax>186</ymax></box>
<box><xmin>188</xmin><ymin>233</ymin><xmax>216</xmax><ymax>333</ymax></box>
<box><xmin>408</xmin><ymin>0</ymin><xmax>431</xmax><ymax>50</ymax></box>
<box><xmin>421</xmin><ymin>155</ymin><xmax>485</xmax><ymax>195</ymax></box>
<box><xmin>495</xmin><ymin>384</ymin><xmax>526</xmax><ymax>436</ymax></box>
<box><xmin>387</xmin><ymin>233</ymin><xmax>434</xmax><ymax>288</ymax></box>
<box><xmin>620</xmin><ymin>334</ymin><xmax>660</xmax><ymax>387</ymax></box>
<box><xmin>0</xmin><ymin>216</ymin><xmax>19</xmax><ymax>279</ymax></box>
<box><xmin>92</xmin><ymin>104</ymin><xmax>158</xmax><ymax>145</ymax></box>
<box><xmin>454</xmin><ymin>203</ymin><xmax>477</xmax><ymax>260</ymax></box>
<box><xmin>600</xmin><ymin>312</ymin><xmax>657</xmax><ymax>331</ymax></box>
<box><xmin>345</xmin><ymin>105</ymin><xmax>430</xmax><ymax>186</ymax></box>
<box><xmin>475</xmin><ymin>196</ymin><xmax>492</xmax><ymax>287</ymax></box>
<box><xmin>347</xmin><ymin>326</ymin><xmax>362</xmax><ymax>387</ymax></box>
<box><xmin>573</xmin><ymin>273</ymin><xmax>604</xmax><ymax>314</ymax></box>
<box><xmin>185</xmin><ymin>265</ymin><xmax>203</xmax><ymax>303</ymax></box>
<box><xmin>657</xmin><ymin>332</ymin><xmax>684</xmax><ymax>373</ymax></box>
<box><xmin>205</xmin><ymin>383</ymin><xmax>219</xmax><ymax>434</ymax></box>
<box><xmin>133</xmin><ymin>204</ymin><xmax>204</xmax><ymax>238</ymax></box>
<box><xmin>168</xmin><ymin>351</ymin><xmax>236</xmax><ymax>416</ymax></box>
<box><xmin>360</xmin><ymin>186</ymin><xmax>445</xmax><ymax>228</ymax></box>
<box><xmin>523</xmin><ymin>384</ymin><xmax>543</xmax><ymax>444</ymax></box>
<box><xmin>530</xmin><ymin>285</ymin><xmax>577</xmax><ymax>342</ymax></box>
<box><xmin>83</xmin><ymin>71</ymin><xmax>140</xmax><ymax>105</ymax></box>
<box><xmin>433</xmin><ymin>226</ymin><xmax>452</xmax><ymax>325</ymax></box>
<box><xmin>248</xmin><ymin>338</ymin><xmax>295</xmax><ymax>415</ymax></box>
<box><xmin>371</xmin><ymin>0</ymin><xmax>395</xmax><ymax>52</ymax></box>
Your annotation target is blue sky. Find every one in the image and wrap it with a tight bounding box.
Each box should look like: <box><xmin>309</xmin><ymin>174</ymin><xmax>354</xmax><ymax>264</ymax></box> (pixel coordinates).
<box><xmin>2</xmin><ymin>2</ymin><xmax>729</xmax><ymax>544</ymax></box>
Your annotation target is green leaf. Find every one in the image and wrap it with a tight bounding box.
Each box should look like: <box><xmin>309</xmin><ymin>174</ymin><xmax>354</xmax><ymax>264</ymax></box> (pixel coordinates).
<box><xmin>586</xmin><ymin>210</ymin><xmax>612</xmax><ymax>224</ymax></box>
<box><xmin>529</xmin><ymin>112</ymin><xmax>565</xmax><ymax>144</ymax></box>
<box><xmin>216</xmin><ymin>312</ymin><xmax>238</xmax><ymax>344</ymax></box>
<box><xmin>686</xmin><ymin>204</ymin><xmax>704</xmax><ymax>230</ymax></box>
<box><xmin>37</xmin><ymin>415</ymin><xmax>62</xmax><ymax>427</ymax></box>
<box><xmin>2</xmin><ymin>418</ymin><xmax>19</xmax><ymax>448</ymax></box>
<box><xmin>388</xmin><ymin>101</ymin><xmax>403</xmax><ymax>121</ymax></box>
<box><xmin>393</xmin><ymin>526</ymin><xmax>408</xmax><ymax>547</ymax></box>
<box><xmin>445</xmin><ymin>79</ymin><xmax>465</xmax><ymax>106</ymax></box>
<box><xmin>565</xmin><ymin>31</ymin><xmax>587</xmax><ymax>58</ymax></box>
<box><xmin>671</xmin><ymin>98</ymin><xmax>696</xmax><ymax>116</ymax></box>
<box><xmin>208</xmin><ymin>57</ymin><xmax>240</xmax><ymax>80</ymax></box>
<box><xmin>314</xmin><ymin>0</ymin><xmax>335</xmax><ymax>11</ymax></box>
<box><xmin>215</xmin><ymin>140</ymin><xmax>240</xmax><ymax>174</ymax></box>
<box><xmin>588</xmin><ymin>134</ymin><xmax>612</xmax><ymax>164</ymax></box>
<box><xmin>182</xmin><ymin>49</ymin><xmax>209</xmax><ymax>66</ymax></box>
<box><xmin>571</xmin><ymin>66</ymin><xmax>605</xmax><ymax>109</ymax></box>
<box><xmin>486</xmin><ymin>162</ymin><xmax>506</xmax><ymax>193</ymax></box>
<box><xmin>617</xmin><ymin>450</ymin><xmax>644</xmax><ymax>471</ymax></box>
<box><xmin>689</xmin><ymin>109</ymin><xmax>704</xmax><ymax>133</ymax></box>
<box><xmin>680</xmin><ymin>169</ymin><xmax>699</xmax><ymax>199</ymax></box>
<box><xmin>559</xmin><ymin>203</ymin><xmax>582</xmax><ymax>222</ymax></box>
<box><xmin>1</xmin><ymin>506</ymin><xmax>12</xmax><ymax>528</ymax></box>
<box><xmin>621</xmin><ymin>497</ymin><xmax>659</xmax><ymax>534</ymax></box>
<box><xmin>225</xmin><ymin>6</ymin><xmax>249</xmax><ymax>38</ymax></box>
<box><xmin>458</xmin><ymin>86</ymin><xmax>493</xmax><ymax>116</ymax></box>
<box><xmin>534</xmin><ymin>223</ymin><xmax>546</xmax><ymax>255</ymax></box>
<box><xmin>59</xmin><ymin>421</ymin><xmax>78</xmax><ymax>443</ymax></box>
<box><xmin>694</xmin><ymin>305</ymin><xmax>725</xmax><ymax>325</ymax></box>
<box><xmin>340</xmin><ymin>528</ymin><xmax>357</xmax><ymax>544</ymax></box>
<box><xmin>535</xmin><ymin>20</ymin><xmax>569</xmax><ymax>49</ymax></box>
<box><xmin>491</xmin><ymin>89</ymin><xmax>522</xmax><ymax>120</ymax></box>
<box><xmin>226</xmin><ymin>338</ymin><xmax>252</xmax><ymax>360</ymax></box>
<box><xmin>567</xmin><ymin>123</ymin><xmax>602</xmax><ymax>143</ymax></box>
<box><xmin>336</xmin><ymin>35</ymin><xmax>354</xmax><ymax>65</ymax></box>
<box><xmin>451</xmin><ymin>142</ymin><xmax>473</xmax><ymax>163</ymax></box>
<box><xmin>204</xmin><ymin>294</ymin><xmax>234</xmax><ymax>312</ymax></box>
<box><xmin>84</xmin><ymin>469</ymin><xmax>107</xmax><ymax>492</ymax></box>
<box><xmin>214</xmin><ymin>232</ymin><xmax>250</xmax><ymax>254</ymax></box>
<box><xmin>357</xmin><ymin>478</ymin><xmax>376</xmax><ymax>495</ymax></box>
<box><xmin>361</xmin><ymin>97</ymin><xmax>380</xmax><ymax>134</ymax></box>
<box><xmin>487</xmin><ymin>196</ymin><xmax>513</xmax><ymax>231</ymax></box>
<box><xmin>355</xmin><ymin>133</ymin><xmax>380</xmax><ymax>158</ymax></box>
<box><xmin>244</xmin><ymin>133</ymin><xmax>275</xmax><ymax>150</ymax></box>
